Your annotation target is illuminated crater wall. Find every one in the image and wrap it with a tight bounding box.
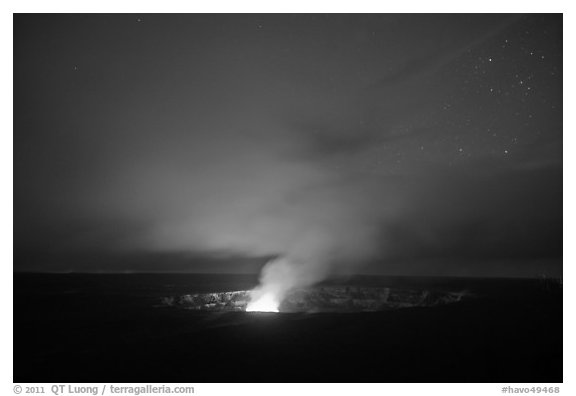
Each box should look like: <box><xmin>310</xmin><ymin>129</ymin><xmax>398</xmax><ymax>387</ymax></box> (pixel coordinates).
<box><xmin>159</xmin><ymin>286</ymin><xmax>469</xmax><ymax>313</ymax></box>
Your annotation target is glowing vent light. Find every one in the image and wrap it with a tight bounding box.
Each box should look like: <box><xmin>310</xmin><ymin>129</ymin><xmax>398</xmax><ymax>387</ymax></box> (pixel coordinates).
<box><xmin>246</xmin><ymin>293</ymin><xmax>279</xmax><ymax>312</ymax></box>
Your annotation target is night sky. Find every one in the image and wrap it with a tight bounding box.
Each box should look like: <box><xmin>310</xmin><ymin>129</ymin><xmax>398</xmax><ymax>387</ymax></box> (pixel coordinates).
<box><xmin>14</xmin><ymin>14</ymin><xmax>562</xmax><ymax>276</ymax></box>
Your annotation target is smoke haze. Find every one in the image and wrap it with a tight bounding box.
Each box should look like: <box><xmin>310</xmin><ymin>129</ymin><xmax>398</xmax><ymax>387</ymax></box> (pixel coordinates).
<box><xmin>15</xmin><ymin>14</ymin><xmax>562</xmax><ymax>279</ymax></box>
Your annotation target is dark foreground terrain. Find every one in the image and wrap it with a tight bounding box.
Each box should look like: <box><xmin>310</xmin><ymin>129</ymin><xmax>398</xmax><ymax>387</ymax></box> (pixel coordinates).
<box><xmin>14</xmin><ymin>273</ymin><xmax>562</xmax><ymax>382</ymax></box>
